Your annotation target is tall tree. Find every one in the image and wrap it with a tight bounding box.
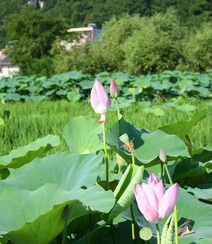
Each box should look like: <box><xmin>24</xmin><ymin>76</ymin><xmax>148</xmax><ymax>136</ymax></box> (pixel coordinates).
<box><xmin>4</xmin><ymin>6</ymin><xmax>70</xmax><ymax>76</ymax></box>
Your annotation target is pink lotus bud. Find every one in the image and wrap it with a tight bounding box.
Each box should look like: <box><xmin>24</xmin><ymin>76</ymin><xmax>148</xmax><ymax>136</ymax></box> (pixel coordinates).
<box><xmin>159</xmin><ymin>148</ymin><xmax>167</xmax><ymax>163</ymax></box>
<box><xmin>110</xmin><ymin>79</ymin><xmax>119</xmax><ymax>98</ymax></box>
<box><xmin>134</xmin><ymin>173</ymin><xmax>178</xmax><ymax>224</ymax></box>
<box><xmin>90</xmin><ymin>79</ymin><xmax>111</xmax><ymax>123</ymax></box>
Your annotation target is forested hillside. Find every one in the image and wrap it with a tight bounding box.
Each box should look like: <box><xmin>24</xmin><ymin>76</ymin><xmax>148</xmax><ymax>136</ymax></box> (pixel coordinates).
<box><xmin>1</xmin><ymin>0</ymin><xmax>212</xmax><ymax>76</ymax></box>
<box><xmin>1</xmin><ymin>0</ymin><xmax>212</xmax><ymax>39</ymax></box>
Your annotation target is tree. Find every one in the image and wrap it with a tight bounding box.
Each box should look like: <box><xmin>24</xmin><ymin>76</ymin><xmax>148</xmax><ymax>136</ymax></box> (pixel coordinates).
<box><xmin>4</xmin><ymin>6</ymin><xmax>70</xmax><ymax>76</ymax></box>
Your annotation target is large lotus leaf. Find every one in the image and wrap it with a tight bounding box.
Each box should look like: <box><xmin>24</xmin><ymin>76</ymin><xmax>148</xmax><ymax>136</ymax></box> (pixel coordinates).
<box><xmin>0</xmin><ymin>135</ymin><xmax>60</xmax><ymax>170</ymax></box>
<box><xmin>176</xmin><ymin>104</ymin><xmax>196</xmax><ymax>112</ymax></box>
<box><xmin>4</xmin><ymin>93</ymin><xmax>21</xmax><ymax>101</ymax></box>
<box><xmin>106</xmin><ymin>118</ymin><xmax>189</xmax><ymax>165</ymax></box>
<box><xmin>0</xmin><ymin>152</ymin><xmax>115</xmax><ymax>244</ymax></box>
<box><xmin>151</xmin><ymin>80</ymin><xmax>173</xmax><ymax>91</ymax></box>
<box><xmin>170</xmin><ymin>159</ymin><xmax>212</xmax><ymax>187</ymax></box>
<box><xmin>159</xmin><ymin>110</ymin><xmax>206</xmax><ymax>140</ymax></box>
<box><xmin>122</xmin><ymin>187</ymin><xmax>212</xmax><ymax>244</ymax></box>
<box><xmin>103</xmin><ymin>164</ymin><xmax>144</xmax><ymax>221</ymax></box>
<box><xmin>195</xmin><ymin>87</ymin><xmax>211</xmax><ymax>98</ymax></box>
<box><xmin>67</xmin><ymin>90</ymin><xmax>82</xmax><ymax>102</ymax></box>
<box><xmin>187</xmin><ymin>186</ymin><xmax>212</xmax><ymax>203</ymax></box>
<box><xmin>193</xmin><ymin>148</ymin><xmax>212</xmax><ymax>162</ymax></box>
<box><xmin>69</xmin><ymin>70</ymin><xmax>83</xmax><ymax>80</ymax></box>
<box><xmin>175</xmin><ymin>79</ymin><xmax>195</xmax><ymax>93</ymax></box>
<box><xmin>63</xmin><ymin>116</ymin><xmax>103</xmax><ymax>154</ymax></box>
<box><xmin>0</xmin><ymin>152</ymin><xmax>103</xmax><ymax>191</ymax></box>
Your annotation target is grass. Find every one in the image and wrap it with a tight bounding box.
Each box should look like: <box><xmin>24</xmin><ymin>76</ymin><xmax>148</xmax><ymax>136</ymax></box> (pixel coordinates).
<box><xmin>0</xmin><ymin>99</ymin><xmax>211</xmax><ymax>156</ymax></box>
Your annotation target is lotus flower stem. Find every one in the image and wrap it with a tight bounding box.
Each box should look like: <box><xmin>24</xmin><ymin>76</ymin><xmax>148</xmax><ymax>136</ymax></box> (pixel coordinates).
<box><xmin>130</xmin><ymin>204</ymin><xmax>137</xmax><ymax>242</ymax></box>
<box><xmin>103</xmin><ymin>122</ymin><xmax>109</xmax><ymax>190</ymax></box>
<box><xmin>156</xmin><ymin>223</ymin><xmax>161</xmax><ymax>244</ymax></box>
<box><xmin>164</xmin><ymin>163</ymin><xmax>179</xmax><ymax>244</ymax></box>
<box><xmin>115</xmin><ymin>98</ymin><xmax>121</xmax><ymax>120</ymax></box>
<box><xmin>109</xmin><ymin>221</ymin><xmax>116</xmax><ymax>244</ymax></box>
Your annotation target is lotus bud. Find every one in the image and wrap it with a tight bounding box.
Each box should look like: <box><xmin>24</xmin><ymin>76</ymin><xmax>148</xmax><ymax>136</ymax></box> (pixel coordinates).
<box><xmin>90</xmin><ymin>79</ymin><xmax>111</xmax><ymax>123</ymax></box>
<box><xmin>159</xmin><ymin>148</ymin><xmax>167</xmax><ymax>163</ymax></box>
<box><xmin>110</xmin><ymin>79</ymin><xmax>119</xmax><ymax>98</ymax></box>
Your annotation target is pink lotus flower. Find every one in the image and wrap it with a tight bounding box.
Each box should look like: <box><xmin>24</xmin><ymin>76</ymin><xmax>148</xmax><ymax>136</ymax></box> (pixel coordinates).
<box><xmin>134</xmin><ymin>173</ymin><xmax>178</xmax><ymax>224</ymax></box>
<box><xmin>90</xmin><ymin>79</ymin><xmax>111</xmax><ymax>123</ymax></box>
<box><xmin>110</xmin><ymin>79</ymin><xmax>119</xmax><ymax>98</ymax></box>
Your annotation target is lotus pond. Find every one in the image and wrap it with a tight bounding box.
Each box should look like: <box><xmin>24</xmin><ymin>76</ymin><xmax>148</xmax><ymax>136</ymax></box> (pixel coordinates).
<box><xmin>0</xmin><ymin>71</ymin><xmax>212</xmax><ymax>244</ymax></box>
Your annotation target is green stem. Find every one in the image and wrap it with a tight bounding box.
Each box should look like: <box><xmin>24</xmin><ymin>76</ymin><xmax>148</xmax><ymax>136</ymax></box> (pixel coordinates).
<box><xmin>62</xmin><ymin>219</ymin><xmax>67</xmax><ymax>244</ymax></box>
<box><xmin>156</xmin><ymin>223</ymin><xmax>161</xmax><ymax>244</ymax></box>
<box><xmin>164</xmin><ymin>164</ymin><xmax>179</xmax><ymax>244</ymax></box>
<box><xmin>115</xmin><ymin>98</ymin><xmax>121</xmax><ymax>120</ymax></box>
<box><xmin>130</xmin><ymin>204</ymin><xmax>136</xmax><ymax>244</ymax></box>
<box><xmin>164</xmin><ymin>164</ymin><xmax>173</xmax><ymax>184</ymax></box>
<box><xmin>109</xmin><ymin>221</ymin><xmax>116</xmax><ymax>244</ymax></box>
<box><xmin>160</xmin><ymin>162</ymin><xmax>164</xmax><ymax>181</ymax></box>
<box><xmin>131</xmin><ymin>151</ymin><xmax>135</xmax><ymax>165</ymax></box>
<box><xmin>103</xmin><ymin>122</ymin><xmax>109</xmax><ymax>190</ymax></box>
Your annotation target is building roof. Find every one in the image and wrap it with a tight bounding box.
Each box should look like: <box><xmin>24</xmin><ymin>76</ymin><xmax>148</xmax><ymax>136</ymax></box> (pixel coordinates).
<box><xmin>67</xmin><ymin>27</ymin><xmax>94</xmax><ymax>33</ymax></box>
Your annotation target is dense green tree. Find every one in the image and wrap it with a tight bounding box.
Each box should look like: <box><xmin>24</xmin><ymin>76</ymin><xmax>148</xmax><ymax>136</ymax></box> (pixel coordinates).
<box><xmin>4</xmin><ymin>6</ymin><xmax>71</xmax><ymax>76</ymax></box>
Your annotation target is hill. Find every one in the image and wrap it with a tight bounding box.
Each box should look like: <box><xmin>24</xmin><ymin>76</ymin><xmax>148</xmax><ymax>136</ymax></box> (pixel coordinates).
<box><xmin>1</xmin><ymin>0</ymin><xmax>212</xmax><ymax>33</ymax></box>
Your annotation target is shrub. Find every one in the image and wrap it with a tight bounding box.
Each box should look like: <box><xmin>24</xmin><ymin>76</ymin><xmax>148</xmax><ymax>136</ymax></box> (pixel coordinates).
<box><xmin>182</xmin><ymin>22</ymin><xmax>212</xmax><ymax>72</ymax></box>
<box><xmin>121</xmin><ymin>8</ymin><xmax>185</xmax><ymax>75</ymax></box>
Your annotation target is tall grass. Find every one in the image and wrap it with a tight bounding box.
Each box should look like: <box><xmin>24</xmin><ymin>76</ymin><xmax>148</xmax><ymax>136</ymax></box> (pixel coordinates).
<box><xmin>0</xmin><ymin>99</ymin><xmax>211</xmax><ymax>156</ymax></box>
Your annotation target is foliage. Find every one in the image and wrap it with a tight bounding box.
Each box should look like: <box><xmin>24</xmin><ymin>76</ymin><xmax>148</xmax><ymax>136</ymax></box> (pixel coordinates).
<box><xmin>4</xmin><ymin>6</ymin><xmax>71</xmax><ymax>76</ymax></box>
<box><xmin>121</xmin><ymin>9</ymin><xmax>186</xmax><ymax>74</ymax></box>
<box><xmin>0</xmin><ymin>70</ymin><xmax>212</xmax><ymax>104</ymax></box>
<box><xmin>0</xmin><ymin>97</ymin><xmax>212</xmax><ymax>243</ymax></box>
<box><xmin>182</xmin><ymin>22</ymin><xmax>212</xmax><ymax>72</ymax></box>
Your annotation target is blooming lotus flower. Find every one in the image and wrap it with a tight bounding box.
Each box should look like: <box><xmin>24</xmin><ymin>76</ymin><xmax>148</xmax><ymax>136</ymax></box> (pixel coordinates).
<box><xmin>110</xmin><ymin>79</ymin><xmax>119</xmax><ymax>98</ymax></box>
<box><xmin>134</xmin><ymin>173</ymin><xmax>178</xmax><ymax>224</ymax></box>
<box><xmin>90</xmin><ymin>79</ymin><xmax>111</xmax><ymax>123</ymax></box>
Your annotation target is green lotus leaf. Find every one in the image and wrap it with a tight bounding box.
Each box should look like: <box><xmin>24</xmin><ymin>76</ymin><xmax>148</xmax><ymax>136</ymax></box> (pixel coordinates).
<box><xmin>0</xmin><ymin>152</ymin><xmax>115</xmax><ymax>244</ymax></box>
<box><xmin>176</xmin><ymin>104</ymin><xmax>196</xmax><ymax>112</ymax></box>
<box><xmin>63</xmin><ymin>116</ymin><xmax>103</xmax><ymax>154</ymax></box>
<box><xmin>0</xmin><ymin>134</ymin><xmax>60</xmax><ymax>170</ymax></box>
<box><xmin>106</xmin><ymin>118</ymin><xmax>189</xmax><ymax>165</ymax></box>
<box><xmin>194</xmin><ymin>87</ymin><xmax>211</xmax><ymax>98</ymax></box>
<box><xmin>68</xmin><ymin>70</ymin><xmax>83</xmax><ymax>80</ymax></box>
<box><xmin>187</xmin><ymin>186</ymin><xmax>212</xmax><ymax>203</ymax></box>
<box><xmin>159</xmin><ymin>110</ymin><xmax>206</xmax><ymax>140</ymax></box>
<box><xmin>67</xmin><ymin>90</ymin><xmax>82</xmax><ymax>102</ymax></box>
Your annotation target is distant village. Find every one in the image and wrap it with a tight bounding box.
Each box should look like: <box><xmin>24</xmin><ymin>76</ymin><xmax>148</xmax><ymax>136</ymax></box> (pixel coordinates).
<box><xmin>0</xmin><ymin>0</ymin><xmax>102</xmax><ymax>78</ymax></box>
<box><xmin>0</xmin><ymin>1</ymin><xmax>46</xmax><ymax>78</ymax></box>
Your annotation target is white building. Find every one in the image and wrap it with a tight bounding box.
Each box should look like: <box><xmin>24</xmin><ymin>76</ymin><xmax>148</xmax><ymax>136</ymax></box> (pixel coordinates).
<box><xmin>0</xmin><ymin>50</ymin><xmax>19</xmax><ymax>78</ymax></box>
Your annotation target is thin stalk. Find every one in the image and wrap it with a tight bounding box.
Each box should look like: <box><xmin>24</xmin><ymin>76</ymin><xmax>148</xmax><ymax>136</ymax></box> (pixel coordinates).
<box><xmin>109</xmin><ymin>221</ymin><xmax>116</xmax><ymax>244</ymax></box>
<box><xmin>155</xmin><ymin>223</ymin><xmax>161</xmax><ymax>244</ymax></box>
<box><xmin>164</xmin><ymin>164</ymin><xmax>179</xmax><ymax>244</ymax></box>
<box><xmin>131</xmin><ymin>152</ymin><xmax>135</xmax><ymax>165</ymax></box>
<box><xmin>115</xmin><ymin>98</ymin><xmax>121</xmax><ymax>120</ymax></box>
<box><xmin>62</xmin><ymin>219</ymin><xmax>67</xmax><ymax>244</ymax></box>
<box><xmin>130</xmin><ymin>204</ymin><xmax>136</xmax><ymax>244</ymax></box>
<box><xmin>160</xmin><ymin>162</ymin><xmax>164</xmax><ymax>181</ymax></box>
<box><xmin>130</xmin><ymin>151</ymin><xmax>136</xmax><ymax>242</ymax></box>
<box><xmin>103</xmin><ymin>122</ymin><xmax>109</xmax><ymax>190</ymax></box>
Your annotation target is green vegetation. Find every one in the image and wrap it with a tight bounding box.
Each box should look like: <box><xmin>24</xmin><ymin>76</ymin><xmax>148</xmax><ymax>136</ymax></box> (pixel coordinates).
<box><xmin>1</xmin><ymin>70</ymin><xmax>212</xmax><ymax>102</ymax></box>
<box><xmin>0</xmin><ymin>99</ymin><xmax>211</xmax><ymax>156</ymax></box>
<box><xmin>50</xmin><ymin>10</ymin><xmax>212</xmax><ymax>76</ymax></box>
<box><xmin>0</xmin><ymin>96</ymin><xmax>212</xmax><ymax>243</ymax></box>
<box><xmin>4</xmin><ymin>6</ymin><xmax>72</xmax><ymax>77</ymax></box>
<box><xmin>1</xmin><ymin>2</ymin><xmax>212</xmax><ymax>76</ymax></box>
